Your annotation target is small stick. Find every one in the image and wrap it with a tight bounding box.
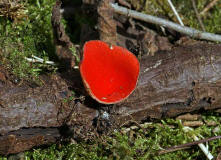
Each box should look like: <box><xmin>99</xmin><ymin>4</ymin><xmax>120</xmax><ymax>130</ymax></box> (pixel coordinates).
<box><xmin>217</xmin><ymin>152</ymin><xmax>221</xmax><ymax>160</ymax></box>
<box><xmin>158</xmin><ymin>135</ymin><xmax>221</xmax><ymax>156</ymax></box>
<box><xmin>167</xmin><ymin>0</ymin><xmax>184</xmax><ymax>26</ymax></box>
<box><xmin>200</xmin><ymin>0</ymin><xmax>219</xmax><ymax>15</ymax></box>
<box><xmin>158</xmin><ymin>146</ymin><xmax>190</xmax><ymax>155</ymax></box>
<box><xmin>25</xmin><ymin>55</ymin><xmax>55</xmax><ymax>65</ymax></box>
<box><xmin>117</xmin><ymin>0</ymin><xmax>131</xmax><ymax>8</ymax></box>
<box><xmin>191</xmin><ymin>0</ymin><xmax>206</xmax><ymax>31</ymax></box>
<box><xmin>25</xmin><ymin>55</ymin><xmax>80</xmax><ymax>69</ymax></box>
<box><xmin>183</xmin><ymin>127</ymin><xmax>214</xmax><ymax>160</ymax></box>
<box><xmin>110</xmin><ymin>3</ymin><xmax>221</xmax><ymax>42</ymax></box>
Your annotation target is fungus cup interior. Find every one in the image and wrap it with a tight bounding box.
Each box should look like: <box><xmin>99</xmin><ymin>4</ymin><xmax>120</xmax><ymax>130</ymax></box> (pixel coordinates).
<box><xmin>80</xmin><ymin>40</ymin><xmax>140</xmax><ymax>104</ymax></box>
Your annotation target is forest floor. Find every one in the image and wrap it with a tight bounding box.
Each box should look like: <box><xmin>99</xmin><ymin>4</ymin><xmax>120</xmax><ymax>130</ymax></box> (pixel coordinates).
<box><xmin>0</xmin><ymin>0</ymin><xmax>221</xmax><ymax>159</ymax></box>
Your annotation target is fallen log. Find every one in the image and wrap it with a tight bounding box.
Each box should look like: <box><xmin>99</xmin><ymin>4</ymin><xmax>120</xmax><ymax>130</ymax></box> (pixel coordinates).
<box><xmin>0</xmin><ymin>128</ymin><xmax>60</xmax><ymax>155</ymax></box>
<box><xmin>1</xmin><ymin>42</ymin><xmax>221</xmax><ymax>154</ymax></box>
<box><xmin>0</xmin><ymin>67</ymin><xmax>97</xmax><ymax>154</ymax></box>
<box><xmin>0</xmin><ymin>69</ymin><xmax>73</xmax><ymax>135</ymax></box>
<box><xmin>114</xmin><ymin>42</ymin><xmax>221</xmax><ymax>124</ymax></box>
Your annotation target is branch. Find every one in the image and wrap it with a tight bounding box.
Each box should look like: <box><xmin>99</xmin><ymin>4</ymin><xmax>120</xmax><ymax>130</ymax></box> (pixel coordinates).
<box><xmin>191</xmin><ymin>0</ymin><xmax>205</xmax><ymax>31</ymax></box>
<box><xmin>158</xmin><ymin>135</ymin><xmax>221</xmax><ymax>156</ymax></box>
<box><xmin>110</xmin><ymin>3</ymin><xmax>221</xmax><ymax>42</ymax></box>
<box><xmin>183</xmin><ymin>127</ymin><xmax>214</xmax><ymax>160</ymax></box>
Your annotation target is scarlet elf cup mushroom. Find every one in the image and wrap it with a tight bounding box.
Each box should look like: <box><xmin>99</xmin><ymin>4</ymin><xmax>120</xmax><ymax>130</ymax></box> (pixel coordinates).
<box><xmin>80</xmin><ymin>40</ymin><xmax>140</xmax><ymax>104</ymax></box>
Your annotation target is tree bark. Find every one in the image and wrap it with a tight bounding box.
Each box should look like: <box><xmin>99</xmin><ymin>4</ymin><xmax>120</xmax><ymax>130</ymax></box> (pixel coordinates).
<box><xmin>0</xmin><ymin>128</ymin><xmax>60</xmax><ymax>155</ymax></box>
<box><xmin>114</xmin><ymin>43</ymin><xmax>221</xmax><ymax>124</ymax></box>
<box><xmin>1</xmin><ymin>42</ymin><xmax>221</xmax><ymax>154</ymax></box>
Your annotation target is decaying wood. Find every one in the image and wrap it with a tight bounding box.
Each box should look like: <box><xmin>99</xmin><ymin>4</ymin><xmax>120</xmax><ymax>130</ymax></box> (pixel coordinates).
<box><xmin>114</xmin><ymin>43</ymin><xmax>221</xmax><ymax>124</ymax></box>
<box><xmin>0</xmin><ymin>66</ymin><xmax>72</xmax><ymax>135</ymax></box>
<box><xmin>1</xmin><ymin>42</ymin><xmax>221</xmax><ymax>154</ymax></box>
<box><xmin>97</xmin><ymin>0</ymin><xmax>117</xmax><ymax>45</ymax></box>
<box><xmin>0</xmin><ymin>128</ymin><xmax>60</xmax><ymax>155</ymax></box>
<box><xmin>1</xmin><ymin>0</ymin><xmax>221</xmax><ymax>155</ymax></box>
<box><xmin>51</xmin><ymin>0</ymin><xmax>75</xmax><ymax>69</ymax></box>
<box><xmin>0</xmin><ymin>66</ymin><xmax>97</xmax><ymax>154</ymax></box>
<box><xmin>176</xmin><ymin>113</ymin><xmax>201</xmax><ymax>121</ymax></box>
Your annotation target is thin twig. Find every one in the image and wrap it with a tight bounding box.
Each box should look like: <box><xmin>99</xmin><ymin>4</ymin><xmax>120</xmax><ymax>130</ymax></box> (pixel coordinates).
<box><xmin>110</xmin><ymin>3</ymin><xmax>221</xmax><ymax>42</ymax></box>
<box><xmin>25</xmin><ymin>55</ymin><xmax>80</xmax><ymax>69</ymax></box>
<box><xmin>25</xmin><ymin>55</ymin><xmax>55</xmax><ymax>65</ymax></box>
<box><xmin>117</xmin><ymin>0</ymin><xmax>131</xmax><ymax>8</ymax></box>
<box><xmin>200</xmin><ymin>0</ymin><xmax>219</xmax><ymax>15</ymax></box>
<box><xmin>183</xmin><ymin>126</ymin><xmax>214</xmax><ymax>160</ymax></box>
<box><xmin>158</xmin><ymin>146</ymin><xmax>190</xmax><ymax>155</ymax></box>
<box><xmin>158</xmin><ymin>135</ymin><xmax>221</xmax><ymax>155</ymax></box>
<box><xmin>191</xmin><ymin>0</ymin><xmax>206</xmax><ymax>31</ymax></box>
<box><xmin>167</xmin><ymin>0</ymin><xmax>184</xmax><ymax>26</ymax></box>
<box><xmin>217</xmin><ymin>152</ymin><xmax>221</xmax><ymax>160</ymax></box>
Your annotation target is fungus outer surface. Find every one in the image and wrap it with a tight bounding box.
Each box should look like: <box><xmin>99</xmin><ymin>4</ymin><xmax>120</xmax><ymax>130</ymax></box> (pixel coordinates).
<box><xmin>80</xmin><ymin>40</ymin><xmax>140</xmax><ymax>104</ymax></box>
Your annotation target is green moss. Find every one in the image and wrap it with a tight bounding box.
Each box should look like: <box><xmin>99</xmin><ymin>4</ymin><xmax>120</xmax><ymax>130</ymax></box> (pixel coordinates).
<box><xmin>172</xmin><ymin>0</ymin><xmax>221</xmax><ymax>33</ymax></box>
<box><xmin>70</xmin><ymin>46</ymin><xmax>80</xmax><ymax>65</ymax></box>
<box><xmin>1</xmin><ymin>112</ymin><xmax>220</xmax><ymax>160</ymax></box>
<box><xmin>129</xmin><ymin>0</ymin><xmax>221</xmax><ymax>34</ymax></box>
<box><xmin>0</xmin><ymin>0</ymin><xmax>56</xmax><ymax>82</ymax></box>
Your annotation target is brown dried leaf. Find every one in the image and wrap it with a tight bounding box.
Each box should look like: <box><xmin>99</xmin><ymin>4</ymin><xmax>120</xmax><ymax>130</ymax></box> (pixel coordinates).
<box><xmin>183</xmin><ymin>121</ymin><xmax>204</xmax><ymax>127</ymax></box>
<box><xmin>176</xmin><ymin>113</ymin><xmax>201</xmax><ymax>121</ymax></box>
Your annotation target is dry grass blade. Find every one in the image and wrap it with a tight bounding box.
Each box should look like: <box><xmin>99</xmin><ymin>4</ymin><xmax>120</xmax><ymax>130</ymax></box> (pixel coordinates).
<box><xmin>167</xmin><ymin>0</ymin><xmax>184</xmax><ymax>26</ymax></box>
<box><xmin>191</xmin><ymin>0</ymin><xmax>205</xmax><ymax>31</ymax></box>
<box><xmin>200</xmin><ymin>0</ymin><xmax>219</xmax><ymax>15</ymax></box>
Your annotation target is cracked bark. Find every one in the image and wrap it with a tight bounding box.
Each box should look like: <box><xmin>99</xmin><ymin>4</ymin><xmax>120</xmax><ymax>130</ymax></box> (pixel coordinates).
<box><xmin>1</xmin><ymin>42</ymin><xmax>221</xmax><ymax>155</ymax></box>
<box><xmin>114</xmin><ymin>42</ymin><xmax>221</xmax><ymax>124</ymax></box>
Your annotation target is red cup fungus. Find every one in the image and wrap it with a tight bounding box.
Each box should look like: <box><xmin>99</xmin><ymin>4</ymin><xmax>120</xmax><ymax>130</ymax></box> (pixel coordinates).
<box><xmin>80</xmin><ymin>40</ymin><xmax>140</xmax><ymax>104</ymax></box>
